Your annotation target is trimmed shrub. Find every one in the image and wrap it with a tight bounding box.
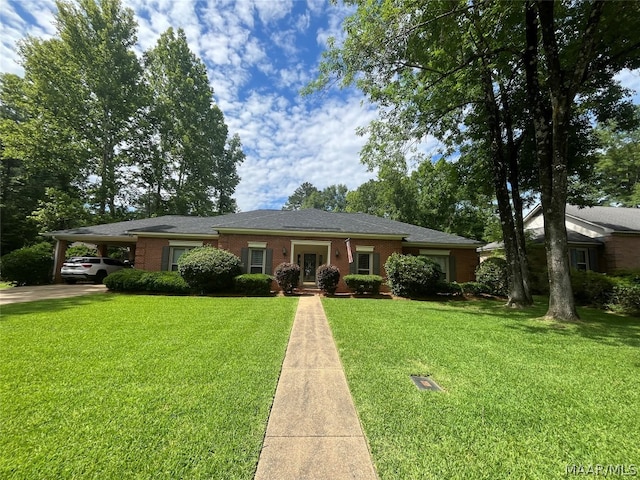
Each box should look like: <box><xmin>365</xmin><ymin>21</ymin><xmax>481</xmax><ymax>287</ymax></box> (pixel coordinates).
<box><xmin>274</xmin><ymin>262</ymin><xmax>300</xmax><ymax>294</ymax></box>
<box><xmin>608</xmin><ymin>283</ymin><xmax>640</xmax><ymax>316</ymax></box>
<box><xmin>384</xmin><ymin>253</ymin><xmax>443</xmax><ymax>297</ymax></box>
<box><xmin>0</xmin><ymin>242</ymin><xmax>54</xmax><ymax>286</ymax></box>
<box><xmin>344</xmin><ymin>274</ymin><xmax>384</xmax><ymax>295</ymax></box>
<box><xmin>65</xmin><ymin>244</ymin><xmax>98</xmax><ymax>258</ymax></box>
<box><xmin>316</xmin><ymin>264</ymin><xmax>340</xmax><ymax>294</ymax></box>
<box><xmin>460</xmin><ymin>281</ymin><xmax>490</xmax><ymax>295</ymax></box>
<box><xmin>104</xmin><ymin>269</ymin><xmax>191</xmax><ymax>294</ymax></box>
<box><xmin>178</xmin><ymin>246</ymin><xmax>242</xmax><ymax>293</ymax></box>
<box><xmin>475</xmin><ymin>257</ymin><xmax>508</xmax><ymax>297</ymax></box>
<box><xmin>436</xmin><ymin>281</ymin><xmax>463</xmax><ymax>295</ymax></box>
<box><xmin>234</xmin><ymin>274</ymin><xmax>273</xmax><ymax>296</ymax></box>
<box><xmin>570</xmin><ymin>269</ymin><xmax>616</xmax><ymax>307</ymax></box>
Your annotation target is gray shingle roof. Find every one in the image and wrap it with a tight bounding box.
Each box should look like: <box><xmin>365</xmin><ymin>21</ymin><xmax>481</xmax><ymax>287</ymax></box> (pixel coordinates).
<box><xmin>46</xmin><ymin>209</ymin><xmax>480</xmax><ymax>245</ymax></box>
<box><xmin>566</xmin><ymin>205</ymin><xmax>640</xmax><ymax>232</ymax></box>
<box><xmin>209</xmin><ymin>209</ymin><xmax>479</xmax><ymax>245</ymax></box>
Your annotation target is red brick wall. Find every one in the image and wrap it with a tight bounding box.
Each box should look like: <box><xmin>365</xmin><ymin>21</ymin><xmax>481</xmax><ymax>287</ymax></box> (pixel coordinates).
<box><xmin>134</xmin><ymin>237</ymin><xmax>218</xmax><ymax>271</ymax></box>
<box><xmin>603</xmin><ymin>234</ymin><xmax>640</xmax><ymax>272</ymax></box>
<box><xmin>401</xmin><ymin>246</ymin><xmax>479</xmax><ymax>283</ymax></box>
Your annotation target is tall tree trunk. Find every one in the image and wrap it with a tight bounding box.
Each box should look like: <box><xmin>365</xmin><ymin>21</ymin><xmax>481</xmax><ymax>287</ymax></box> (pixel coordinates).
<box><xmin>481</xmin><ymin>66</ymin><xmax>531</xmax><ymax>307</ymax></box>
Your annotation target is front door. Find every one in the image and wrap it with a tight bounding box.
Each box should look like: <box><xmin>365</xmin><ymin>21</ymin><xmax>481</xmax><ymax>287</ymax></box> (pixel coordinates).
<box><xmin>303</xmin><ymin>253</ymin><xmax>317</xmax><ymax>283</ymax></box>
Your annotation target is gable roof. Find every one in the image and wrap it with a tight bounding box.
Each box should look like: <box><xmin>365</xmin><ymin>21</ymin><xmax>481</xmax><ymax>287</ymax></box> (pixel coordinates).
<box><xmin>45</xmin><ymin>209</ymin><xmax>480</xmax><ymax>246</ymax></box>
<box><xmin>565</xmin><ymin>205</ymin><xmax>640</xmax><ymax>233</ymax></box>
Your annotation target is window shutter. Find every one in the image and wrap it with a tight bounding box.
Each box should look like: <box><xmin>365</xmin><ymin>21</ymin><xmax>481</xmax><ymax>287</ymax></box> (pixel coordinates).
<box><xmin>569</xmin><ymin>248</ymin><xmax>577</xmax><ymax>268</ymax></box>
<box><xmin>161</xmin><ymin>246</ymin><xmax>170</xmax><ymax>271</ymax></box>
<box><xmin>349</xmin><ymin>257</ymin><xmax>357</xmax><ymax>274</ymax></box>
<box><xmin>240</xmin><ymin>248</ymin><xmax>249</xmax><ymax>274</ymax></box>
<box><xmin>449</xmin><ymin>255</ymin><xmax>457</xmax><ymax>282</ymax></box>
<box><xmin>588</xmin><ymin>248</ymin><xmax>598</xmax><ymax>272</ymax></box>
<box><xmin>265</xmin><ymin>249</ymin><xmax>273</xmax><ymax>275</ymax></box>
<box><xmin>373</xmin><ymin>253</ymin><xmax>380</xmax><ymax>275</ymax></box>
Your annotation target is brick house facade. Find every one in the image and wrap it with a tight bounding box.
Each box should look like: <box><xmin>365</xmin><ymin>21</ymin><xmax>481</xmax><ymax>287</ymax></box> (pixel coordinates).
<box><xmin>47</xmin><ymin>209</ymin><xmax>481</xmax><ymax>292</ymax></box>
<box><xmin>478</xmin><ymin>205</ymin><xmax>640</xmax><ymax>275</ymax></box>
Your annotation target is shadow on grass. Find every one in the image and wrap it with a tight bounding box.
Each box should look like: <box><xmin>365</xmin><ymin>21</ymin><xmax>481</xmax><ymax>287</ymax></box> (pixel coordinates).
<box><xmin>0</xmin><ymin>293</ymin><xmax>116</xmax><ymax>319</ymax></box>
<box><xmin>399</xmin><ymin>295</ymin><xmax>640</xmax><ymax>349</ymax></box>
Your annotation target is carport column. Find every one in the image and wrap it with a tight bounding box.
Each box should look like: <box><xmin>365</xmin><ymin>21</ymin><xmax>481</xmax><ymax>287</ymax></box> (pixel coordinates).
<box><xmin>53</xmin><ymin>239</ymin><xmax>69</xmax><ymax>283</ymax></box>
<box><xmin>97</xmin><ymin>244</ymin><xmax>108</xmax><ymax>257</ymax></box>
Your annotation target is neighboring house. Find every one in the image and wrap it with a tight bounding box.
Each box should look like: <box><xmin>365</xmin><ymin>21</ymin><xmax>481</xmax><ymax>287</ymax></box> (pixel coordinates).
<box><xmin>478</xmin><ymin>204</ymin><xmax>640</xmax><ymax>274</ymax></box>
<box><xmin>45</xmin><ymin>209</ymin><xmax>481</xmax><ymax>292</ymax></box>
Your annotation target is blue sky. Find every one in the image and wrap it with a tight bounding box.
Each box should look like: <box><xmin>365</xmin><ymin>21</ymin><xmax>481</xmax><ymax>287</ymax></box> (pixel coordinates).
<box><xmin>0</xmin><ymin>0</ymin><xmax>391</xmax><ymax>211</ymax></box>
<box><xmin>1</xmin><ymin>0</ymin><xmax>639</xmax><ymax>212</ymax></box>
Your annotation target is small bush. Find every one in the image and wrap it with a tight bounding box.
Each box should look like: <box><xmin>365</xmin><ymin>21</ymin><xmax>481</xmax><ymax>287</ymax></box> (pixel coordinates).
<box><xmin>65</xmin><ymin>244</ymin><xmax>97</xmax><ymax>258</ymax></box>
<box><xmin>460</xmin><ymin>281</ymin><xmax>490</xmax><ymax>295</ymax></box>
<box><xmin>570</xmin><ymin>269</ymin><xmax>616</xmax><ymax>307</ymax></box>
<box><xmin>608</xmin><ymin>283</ymin><xmax>640</xmax><ymax>316</ymax></box>
<box><xmin>274</xmin><ymin>262</ymin><xmax>300</xmax><ymax>294</ymax></box>
<box><xmin>234</xmin><ymin>274</ymin><xmax>273</xmax><ymax>296</ymax></box>
<box><xmin>316</xmin><ymin>264</ymin><xmax>340</xmax><ymax>294</ymax></box>
<box><xmin>384</xmin><ymin>253</ymin><xmax>442</xmax><ymax>297</ymax></box>
<box><xmin>343</xmin><ymin>274</ymin><xmax>384</xmax><ymax>295</ymax></box>
<box><xmin>475</xmin><ymin>257</ymin><xmax>508</xmax><ymax>296</ymax></box>
<box><xmin>178</xmin><ymin>246</ymin><xmax>242</xmax><ymax>293</ymax></box>
<box><xmin>0</xmin><ymin>242</ymin><xmax>54</xmax><ymax>286</ymax></box>
<box><xmin>104</xmin><ymin>269</ymin><xmax>191</xmax><ymax>294</ymax></box>
<box><xmin>436</xmin><ymin>281</ymin><xmax>462</xmax><ymax>295</ymax></box>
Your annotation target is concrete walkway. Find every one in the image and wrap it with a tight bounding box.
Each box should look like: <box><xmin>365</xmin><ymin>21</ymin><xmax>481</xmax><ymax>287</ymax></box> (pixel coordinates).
<box><xmin>255</xmin><ymin>295</ymin><xmax>377</xmax><ymax>480</ymax></box>
<box><xmin>0</xmin><ymin>284</ymin><xmax>107</xmax><ymax>305</ymax></box>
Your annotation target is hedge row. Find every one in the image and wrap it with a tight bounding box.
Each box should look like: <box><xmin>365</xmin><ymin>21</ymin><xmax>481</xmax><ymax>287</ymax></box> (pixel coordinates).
<box><xmin>0</xmin><ymin>242</ymin><xmax>54</xmax><ymax>286</ymax></box>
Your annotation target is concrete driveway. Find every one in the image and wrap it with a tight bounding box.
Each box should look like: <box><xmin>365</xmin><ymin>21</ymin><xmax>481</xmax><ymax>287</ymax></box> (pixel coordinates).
<box><xmin>0</xmin><ymin>284</ymin><xmax>108</xmax><ymax>305</ymax></box>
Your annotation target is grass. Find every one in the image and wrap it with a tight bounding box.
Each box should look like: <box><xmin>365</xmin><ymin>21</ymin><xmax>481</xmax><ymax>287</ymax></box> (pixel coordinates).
<box><xmin>322</xmin><ymin>297</ymin><xmax>640</xmax><ymax>479</ymax></box>
<box><xmin>0</xmin><ymin>294</ymin><xmax>298</xmax><ymax>479</ymax></box>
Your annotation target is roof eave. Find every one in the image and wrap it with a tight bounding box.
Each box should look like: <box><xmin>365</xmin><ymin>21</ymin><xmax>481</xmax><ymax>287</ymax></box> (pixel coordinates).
<box><xmin>403</xmin><ymin>241</ymin><xmax>481</xmax><ymax>249</ymax></box>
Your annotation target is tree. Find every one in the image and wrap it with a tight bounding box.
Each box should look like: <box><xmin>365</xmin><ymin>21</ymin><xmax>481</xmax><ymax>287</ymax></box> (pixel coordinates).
<box><xmin>139</xmin><ymin>27</ymin><xmax>243</xmax><ymax>216</ymax></box>
<box><xmin>55</xmin><ymin>0</ymin><xmax>143</xmax><ymax>218</ymax></box>
<box><xmin>524</xmin><ymin>0</ymin><xmax>640</xmax><ymax>320</ymax></box>
<box><xmin>593</xmin><ymin>107</ymin><xmax>640</xmax><ymax>207</ymax></box>
<box><xmin>282</xmin><ymin>182</ymin><xmax>319</xmax><ymax>210</ymax></box>
<box><xmin>310</xmin><ymin>0</ymin><xmax>640</xmax><ymax>319</ymax></box>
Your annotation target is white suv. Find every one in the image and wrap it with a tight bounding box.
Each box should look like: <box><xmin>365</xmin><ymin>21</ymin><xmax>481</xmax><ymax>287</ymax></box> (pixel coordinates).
<box><xmin>61</xmin><ymin>257</ymin><xmax>129</xmax><ymax>284</ymax></box>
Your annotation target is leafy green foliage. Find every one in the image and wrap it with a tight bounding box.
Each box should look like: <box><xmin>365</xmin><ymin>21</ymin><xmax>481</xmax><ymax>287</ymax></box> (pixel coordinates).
<box><xmin>570</xmin><ymin>270</ymin><xmax>616</xmax><ymax>308</ymax></box>
<box><xmin>0</xmin><ymin>242</ymin><xmax>53</xmax><ymax>285</ymax></box>
<box><xmin>384</xmin><ymin>253</ymin><xmax>442</xmax><ymax>297</ymax></box>
<box><xmin>475</xmin><ymin>258</ymin><xmax>509</xmax><ymax>297</ymax></box>
<box><xmin>343</xmin><ymin>274</ymin><xmax>384</xmax><ymax>294</ymax></box>
<box><xmin>460</xmin><ymin>281</ymin><xmax>490</xmax><ymax>296</ymax></box>
<box><xmin>103</xmin><ymin>269</ymin><xmax>192</xmax><ymax>294</ymax></box>
<box><xmin>608</xmin><ymin>283</ymin><xmax>640</xmax><ymax>316</ymax></box>
<box><xmin>274</xmin><ymin>262</ymin><xmax>300</xmax><ymax>294</ymax></box>
<box><xmin>177</xmin><ymin>246</ymin><xmax>242</xmax><ymax>293</ymax></box>
<box><xmin>234</xmin><ymin>274</ymin><xmax>274</xmax><ymax>296</ymax></box>
<box><xmin>65</xmin><ymin>244</ymin><xmax>98</xmax><ymax>258</ymax></box>
<box><xmin>137</xmin><ymin>27</ymin><xmax>242</xmax><ymax>216</ymax></box>
<box><xmin>315</xmin><ymin>264</ymin><xmax>340</xmax><ymax>294</ymax></box>
<box><xmin>283</xmin><ymin>182</ymin><xmax>348</xmax><ymax>212</ymax></box>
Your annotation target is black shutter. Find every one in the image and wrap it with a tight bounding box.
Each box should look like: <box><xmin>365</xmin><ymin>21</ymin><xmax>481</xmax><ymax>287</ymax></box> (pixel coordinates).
<box><xmin>588</xmin><ymin>248</ymin><xmax>598</xmax><ymax>272</ymax></box>
<box><xmin>373</xmin><ymin>253</ymin><xmax>380</xmax><ymax>275</ymax></box>
<box><xmin>569</xmin><ymin>248</ymin><xmax>577</xmax><ymax>268</ymax></box>
<box><xmin>449</xmin><ymin>255</ymin><xmax>457</xmax><ymax>282</ymax></box>
<box><xmin>265</xmin><ymin>249</ymin><xmax>273</xmax><ymax>275</ymax></box>
<box><xmin>349</xmin><ymin>255</ymin><xmax>357</xmax><ymax>274</ymax></box>
<box><xmin>161</xmin><ymin>246</ymin><xmax>170</xmax><ymax>271</ymax></box>
<box><xmin>241</xmin><ymin>247</ymin><xmax>249</xmax><ymax>274</ymax></box>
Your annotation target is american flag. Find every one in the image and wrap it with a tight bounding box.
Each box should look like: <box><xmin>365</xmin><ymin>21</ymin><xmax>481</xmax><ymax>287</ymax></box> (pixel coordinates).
<box><xmin>345</xmin><ymin>238</ymin><xmax>353</xmax><ymax>264</ymax></box>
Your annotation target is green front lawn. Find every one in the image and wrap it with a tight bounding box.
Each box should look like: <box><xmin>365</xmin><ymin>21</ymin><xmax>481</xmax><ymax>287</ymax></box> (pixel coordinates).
<box><xmin>322</xmin><ymin>298</ymin><xmax>640</xmax><ymax>479</ymax></box>
<box><xmin>0</xmin><ymin>295</ymin><xmax>298</xmax><ymax>479</ymax></box>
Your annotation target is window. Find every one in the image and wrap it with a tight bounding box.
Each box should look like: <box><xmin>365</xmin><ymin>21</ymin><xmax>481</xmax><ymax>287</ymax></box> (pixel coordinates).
<box><xmin>170</xmin><ymin>247</ymin><xmax>192</xmax><ymax>271</ymax></box>
<box><xmin>357</xmin><ymin>253</ymin><xmax>373</xmax><ymax>275</ymax></box>
<box><xmin>249</xmin><ymin>248</ymin><xmax>266</xmax><ymax>274</ymax></box>
<box><xmin>571</xmin><ymin>248</ymin><xmax>589</xmax><ymax>271</ymax></box>
<box><xmin>419</xmin><ymin>250</ymin><xmax>450</xmax><ymax>281</ymax></box>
